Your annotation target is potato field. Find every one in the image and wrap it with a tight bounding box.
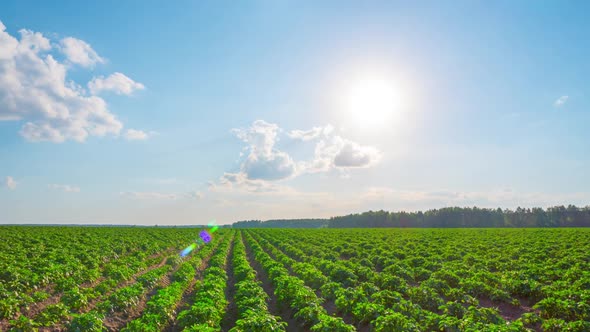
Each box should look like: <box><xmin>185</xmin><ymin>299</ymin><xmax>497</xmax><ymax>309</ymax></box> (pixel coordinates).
<box><xmin>1</xmin><ymin>227</ymin><xmax>589</xmax><ymax>331</ymax></box>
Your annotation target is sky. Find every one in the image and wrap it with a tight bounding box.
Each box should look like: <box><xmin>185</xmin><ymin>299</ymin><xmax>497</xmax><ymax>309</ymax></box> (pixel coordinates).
<box><xmin>1</xmin><ymin>1</ymin><xmax>589</xmax><ymax>225</ymax></box>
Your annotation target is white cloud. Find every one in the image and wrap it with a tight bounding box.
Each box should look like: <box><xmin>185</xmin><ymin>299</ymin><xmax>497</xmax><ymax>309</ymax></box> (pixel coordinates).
<box><xmin>287</xmin><ymin>125</ymin><xmax>333</xmax><ymax>141</ymax></box>
<box><xmin>554</xmin><ymin>95</ymin><xmax>569</xmax><ymax>107</ymax></box>
<box><xmin>4</xmin><ymin>176</ymin><xmax>16</xmax><ymax>190</ymax></box>
<box><xmin>0</xmin><ymin>20</ymin><xmax>142</xmax><ymax>143</ymax></box>
<box><xmin>209</xmin><ymin>172</ymin><xmax>288</xmax><ymax>193</ymax></box>
<box><xmin>48</xmin><ymin>184</ymin><xmax>80</xmax><ymax>192</ymax></box>
<box><xmin>88</xmin><ymin>72</ymin><xmax>145</xmax><ymax>95</ymax></box>
<box><xmin>302</xmin><ymin>134</ymin><xmax>381</xmax><ymax>173</ymax></box>
<box><xmin>124</xmin><ymin>129</ymin><xmax>151</xmax><ymax>141</ymax></box>
<box><xmin>211</xmin><ymin>121</ymin><xmax>381</xmax><ymax>193</ymax></box>
<box><xmin>59</xmin><ymin>37</ymin><xmax>104</xmax><ymax>68</ymax></box>
<box><xmin>231</xmin><ymin>120</ymin><xmax>297</xmax><ymax>181</ymax></box>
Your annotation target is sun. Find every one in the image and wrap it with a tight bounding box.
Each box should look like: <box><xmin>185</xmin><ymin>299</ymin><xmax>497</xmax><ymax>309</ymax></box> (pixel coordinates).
<box><xmin>344</xmin><ymin>76</ymin><xmax>401</xmax><ymax>130</ymax></box>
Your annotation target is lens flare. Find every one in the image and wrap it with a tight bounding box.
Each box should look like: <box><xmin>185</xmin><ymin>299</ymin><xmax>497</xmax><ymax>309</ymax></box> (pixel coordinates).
<box><xmin>179</xmin><ymin>220</ymin><xmax>219</xmax><ymax>257</ymax></box>
<box><xmin>180</xmin><ymin>243</ymin><xmax>197</xmax><ymax>257</ymax></box>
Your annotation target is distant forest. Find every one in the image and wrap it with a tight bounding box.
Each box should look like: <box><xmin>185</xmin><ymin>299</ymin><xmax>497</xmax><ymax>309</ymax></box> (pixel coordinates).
<box><xmin>231</xmin><ymin>205</ymin><xmax>590</xmax><ymax>228</ymax></box>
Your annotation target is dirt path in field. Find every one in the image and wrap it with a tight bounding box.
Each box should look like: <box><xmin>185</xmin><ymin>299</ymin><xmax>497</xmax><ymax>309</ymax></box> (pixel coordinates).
<box><xmin>166</xmin><ymin>233</ymin><xmax>233</xmax><ymax>332</ymax></box>
<box><xmin>243</xmin><ymin>232</ymin><xmax>304</xmax><ymax>332</ymax></box>
<box><xmin>220</xmin><ymin>235</ymin><xmax>238</xmax><ymax>332</ymax></box>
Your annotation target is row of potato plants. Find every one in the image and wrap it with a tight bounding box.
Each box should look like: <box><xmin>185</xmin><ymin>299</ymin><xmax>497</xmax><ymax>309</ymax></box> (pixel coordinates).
<box><xmin>228</xmin><ymin>231</ymin><xmax>286</xmax><ymax>331</ymax></box>
<box><xmin>174</xmin><ymin>231</ymin><xmax>235</xmax><ymax>331</ymax></box>
<box><xmin>254</xmin><ymin>228</ymin><xmax>590</xmax><ymax>331</ymax></box>
<box><xmin>120</xmin><ymin>231</ymin><xmax>232</xmax><ymax>332</ymax></box>
<box><xmin>243</xmin><ymin>231</ymin><xmax>356</xmax><ymax>332</ymax></box>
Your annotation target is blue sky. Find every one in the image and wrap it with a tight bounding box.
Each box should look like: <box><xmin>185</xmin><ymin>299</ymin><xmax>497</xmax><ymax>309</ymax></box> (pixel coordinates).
<box><xmin>1</xmin><ymin>1</ymin><xmax>589</xmax><ymax>224</ymax></box>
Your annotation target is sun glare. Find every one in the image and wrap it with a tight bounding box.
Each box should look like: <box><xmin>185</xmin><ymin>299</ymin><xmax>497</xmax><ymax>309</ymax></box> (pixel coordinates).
<box><xmin>344</xmin><ymin>76</ymin><xmax>401</xmax><ymax>130</ymax></box>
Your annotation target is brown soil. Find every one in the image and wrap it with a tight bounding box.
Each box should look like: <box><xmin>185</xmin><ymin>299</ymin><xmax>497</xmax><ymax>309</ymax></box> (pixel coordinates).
<box><xmin>478</xmin><ymin>296</ymin><xmax>538</xmax><ymax>321</ymax></box>
<box><xmin>221</xmin><ymin>236</ymin><xmax>238</xmax><ymax>332</ymax></box>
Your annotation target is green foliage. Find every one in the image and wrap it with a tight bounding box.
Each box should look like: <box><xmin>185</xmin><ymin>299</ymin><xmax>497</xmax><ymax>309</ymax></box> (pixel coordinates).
<box><xmin>67</xmin><ymin>311</ymin><xmax>105</xmax><ymax>332</ymax></box>
<box><xmin>2</xmin><ymin>227</ymin><xmax>590</xmax><ymax>331</ymax></box>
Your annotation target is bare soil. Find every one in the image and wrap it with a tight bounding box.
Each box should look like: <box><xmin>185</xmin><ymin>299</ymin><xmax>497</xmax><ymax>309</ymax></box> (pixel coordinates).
<box><xmin>221</xmin><ymin>236</ymin><xmax>238</xmax><ymax>332</ymax></box>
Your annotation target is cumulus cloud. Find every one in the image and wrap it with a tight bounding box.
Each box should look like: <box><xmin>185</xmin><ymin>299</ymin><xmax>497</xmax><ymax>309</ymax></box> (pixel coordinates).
<box><xmin>48</xmin><ymin>184</ymin><xmax>80</xmax><ymax>192</ymax></box>
<box><xmin>297</xmin><ymin>131</ymin><xmax>381</xmax><ymax>174</ymax></box>
<box><xmin>310</xmin><ymin>135</ymin><xmax>381</xmax><ymax>171</ymax></box>
<box><xmin>0</xmin><ymin>20</ymin><xmax>143</xmax><ymax>142</ymax></box>
<box><xmin>124</xmin><ymin>129</ymin><xmax>151</xmax><ymax>141</ymax></box>
<box><xmin>88</xmin><ymin>72</ymin><xmax>145</xmax><ymax>95</ymax></box>
<box><xmin>231</xmin><ymin>120</ymin><xmax>297</xmax><ymax>181</ymax></box>
<box><xmin>59</xmin><ymin>37</ymin><xmax>104</xmax><ymax>67</ymax></box>
<box><xmin>210</xmin><ymin>121</ymin><xmax>381</xmax><ymax>192</ymax></box>
<box><xmin>4</xmin><ymin>176</ymin><xmax>16</xmax><ymax>190</ymax></box>
<box><xmin>554</xmin><ymin>95</ymin><xmax>569</xmax><ymax>107</ymax></box>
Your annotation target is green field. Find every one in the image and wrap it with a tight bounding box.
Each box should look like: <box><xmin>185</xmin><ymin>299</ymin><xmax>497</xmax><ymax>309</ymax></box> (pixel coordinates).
<box><xmin>1</xmin><ymin>227</ymin><xmax>589</xmax><ymax>331</ymax></box>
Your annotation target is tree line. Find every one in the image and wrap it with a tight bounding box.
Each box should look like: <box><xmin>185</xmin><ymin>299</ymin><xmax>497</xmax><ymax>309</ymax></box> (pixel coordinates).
<box><xmin>231</xmin><ymin>205</ymin><xmax>590</xmax><ymax>228</ymax></box>
<box><xmin>327</xmin><ymin>206</ymin><xmax>590</xmax><ymax>228</ymax></box>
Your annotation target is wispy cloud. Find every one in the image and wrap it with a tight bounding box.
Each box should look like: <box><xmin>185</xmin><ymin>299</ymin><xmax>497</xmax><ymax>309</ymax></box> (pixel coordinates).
<box><xmin>88</xmin><ymin>72</ymin><xmax>145</xmax><ymax>95</ymax></box>
<box><xmin>287</xmin><ymin>125</ymin><xmax>333</xmax><ymax>141</ymax></box>
<box><xmin>554</xmin><ymin>95</ymin><xmax>569</xmax><ymax>107</ymax></box>
<box><xmin>360</xmin><ymin>186</ymin><xmax>590</xmax><ymax>210</ymax></box>
<box><xmin>48</xmin><ymin>184</ymin><xmax>80</xmax><ymax>193</ymax></box>
<box><xmin>59</xmin><ymin>37</ymin><xmax>104</xmax><ymax>68</ymax></box>
<box><xmin>120</xmin><ymin>191</ymin><xmax>179</xmax><ymax>200</ymax></box>
<box><xmin>120</xmin><ymin>190</ymin><xmax>204</xmax><ymax>200</ymax></box>
<box><xmin>4</xmin><ymin>176</ymin><xmax>17</xmax><ymax>190</ymax></box>
<box><xmin>124</xmin><ymin>129</ymin><xmax>155</xmax><ymax>141</ymax></box>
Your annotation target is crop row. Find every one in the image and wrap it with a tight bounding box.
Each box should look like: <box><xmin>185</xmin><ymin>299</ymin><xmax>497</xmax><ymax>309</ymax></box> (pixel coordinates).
<box><xmin>243</xmin><ymin>231</ymin><xmax>355</xmax><ymax>331</ymax></box>
<box><xmin>174</xmin><ymin>231</ymin><xmax>234</xmax><ymax>331</ymax></box>
<box><xmin>228</xmin><ymin>231</ymin><xmax>286</xmax><ymax>331</ymax></box>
